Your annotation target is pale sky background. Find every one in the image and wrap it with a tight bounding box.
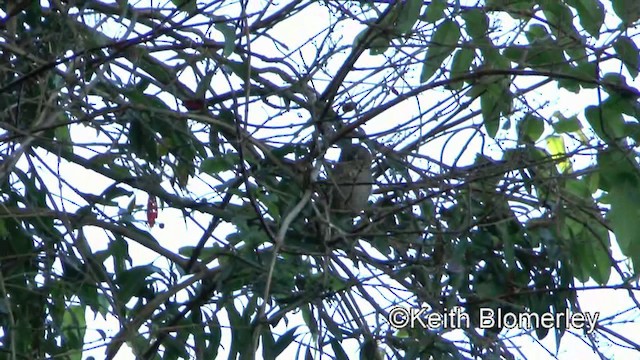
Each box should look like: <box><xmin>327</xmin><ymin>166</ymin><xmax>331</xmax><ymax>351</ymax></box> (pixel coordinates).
<box><xmin>17</xmin><ymin>0</ymin><xmax>640</xmax><ymax>359</ymax></box>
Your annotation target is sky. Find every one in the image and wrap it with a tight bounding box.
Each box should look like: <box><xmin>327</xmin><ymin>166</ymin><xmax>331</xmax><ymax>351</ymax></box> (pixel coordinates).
<box><xmin>8</xmin><ymin>0</ymin><xmax>640</xmax><ymax>359</ymax></box>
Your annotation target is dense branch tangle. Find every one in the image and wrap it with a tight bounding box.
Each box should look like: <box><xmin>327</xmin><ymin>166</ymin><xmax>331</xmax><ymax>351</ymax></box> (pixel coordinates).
<box><xmin>0</xmin><ymin>0</ymin><xmax>638</xmax><ymax>359</ymax></box>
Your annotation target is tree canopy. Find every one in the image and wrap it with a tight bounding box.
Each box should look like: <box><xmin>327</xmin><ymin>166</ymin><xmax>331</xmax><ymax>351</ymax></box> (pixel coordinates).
<box><xmin>0</xmin><ymin>0</ymin><xmax>639</xmax><ymax>359</ymax></box>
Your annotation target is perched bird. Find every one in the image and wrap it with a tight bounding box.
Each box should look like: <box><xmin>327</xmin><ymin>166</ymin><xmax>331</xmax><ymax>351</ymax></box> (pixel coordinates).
<box><xmin>330</xmin><ymin>143</ymin><xmax>373</xmax><ymax>214</ymax></box>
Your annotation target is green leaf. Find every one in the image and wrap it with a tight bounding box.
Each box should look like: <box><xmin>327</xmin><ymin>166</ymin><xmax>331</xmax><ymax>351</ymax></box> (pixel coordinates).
<box><xmin>508</xmin><ymin>25</ymin><xmax>568</xmax><ymax>70</ymax></box>
<box><xmin>613</xmin><ymin>36</ymin><xmax>640</xmax><ymax>79</ymax></box>
<box><xmin>518</xmin><ymin>114</ymin><xmax>545</xmax><ymax>143</ymax></box>
<box><xmin>625</xmin><ymin>123</ymin><xmax>640</xmax><ymax>143</ymax></box>
<box><xmin>330</xmin><ymin>338</ymin><xmax>350</xmax><ymax>360</ymax></box>
<box><xmin>448</xmin><ymin>48</ymin><xmax>475</xmax><ymax>89</ymax></box>
<box><xmin>0</xmin><ymin>219</ymin><xmax>7</xmax><ymax>238</ymax></box>
<box><xmin>205</xmin><ymin>313</ymin><xmax>222</xmax><ymax>358</ymax></box>
<box><xmin>128</xmin><ymin>114</ymin><xmax>159</xmax><ymax>163</ymax></box>
<box><xmin>420</xmin><ymin>20</ymin><xmax>461</xmax><ymax>82</ymax></box>
<box><xmin>171</xmin><ymin>0</ymin><xmax>197</xmax><ymax>14</ymax></box>
<box><xmin>369</xmin><ymin>35</ymin><xmax>392</xmax><ymax>55</ymax></box>
<box><xmin>608</xmin><ymin>182</ymin><xmax>640</xmax><ymax>273</ymax></box>
<box><xmin>588</xmin><ymin>218</ymin><xmax>612</xmax><ymax>285</ymax></box>
<box><xmin>261</xmin><ymin>328</ymin><xmax>277</xmax><ymax>360</ymax></box>
<box><xmin>223</xmin><ymin>303</ymin><xmax>248</xmax><ymax>359</ymax></box>
<box><xmin>423</xmin><ymin>0</ymin><xmax>447</xmax><ymax>23</ymax></box>
<box><xmin>115</xmin><ymin>265</ymin><xmax>161</xmax><ymax>303</ymax></box>
<box><xmin>570</xmin><ymin>233</ymin><xmax>592</xmax><ymax>283</ymax></box>
<box><xmin>225</xmin><ymin>60</ymin><xmax>250</xmax><ymax>79</ymax></box>
<box><xmin>584</xmin><ymin>172</ymin><xmax>600</xmax><ymax>195</ymax></box>
<box><xmin>530</xmin><ymin>292</ymin><xmax>551</xmax><ymax>339</ymax></box>
<box><xmin>461</xmin><ymin>9</ymin><xmax>489</xmax><ymax>39</ymax></box>
<box><xmin>552</xmin><ymin>113</ymin><xmax>582</xmax><ymax>133</ymax></box>
<box><xmin>573</xmin><ymin>62</ymin><xmax>599</xmax><ymax>88</ymax></box>
<box><xmin>527</xmin><ymin>43</ymin><xmax>568</xmax><ymax>69</ymax></box>
<box><xmin>395</xmin><ymin>0</ymin><xmax>422</xmax><ymax>35</ymax></box>
<box><xmin>101</xmin><ymin>186</ymin><xmax>133</xmax><ymax>205</ymax></box>
<box><xmin>126</xmin><ymin>196</ymin><xmax>136</xmax><ymax>213</ymax></box>
<box><xmin>215</xmin><ymin>22</ymin><xmax>236</xmax><ymax>57</ymax></box>
<box><xmin>562</xmin><ymin>179</ymin><xmax>612</xmax><ymax>284</ymax></box>
<box><xmin>510</xmin><ymin>0</ymin><xmax>536</xmax><ymax>16</ymax></box>
<box><xmin>606</xmin><ymin>94</ymin><xmax>639</xmax><ymax>118</ymax></box>
<box><xmin>130</xmin><ymin>57</ymin><xmax>175</xmax><ymax>88</ymax></box>
<box><xmin>122</xmin><ymin>88</ymin><xmax>171</xmax><ymax>111</ymax></box>
<box><xmin>354</xmin><ymin>7</ymin><xmax>406</xmax><ymax>56</ymax></box>
<box><xmin>566</xmin><ymin>0</ymin><xmax>605</xmax><ymax>38</ymax></box>
<box><xmin>597</xmin><ymin>148</ymin><xmax>640</xmax><ymax>192</ymax></box>
<box><xmin>273</xmin><ymin>327</ymin><xmax>299</xmax><ymax>357</ymax></box>
<box><xmin>301</xmin><ymin>305</ymin><xmax>318</xmax><ymax>338</ymax></box>
<box><xmin>200</xmin><ymin>153</ymin><xmax>239</xmax><ymax>174</ymax></box>
<box><xmin>61</xmin><ymin>305</ymin><xmax>86</xmax><ymax>358</ymax></box>
<box><xmin>480</xmin><ymin>95</ymin><xmax>500</xmax><ymax>138</ymax></box>
<box><xmin>480</xmin><ymin>83</ymin><xmax>512</xmax><ymax>138</ymax></box>
<box><xmin>558</xmin><ymin>61</ymin><xmax>598</xmax><ymax>92</ymax></box>
<box><xmin>601</xmin><ymin>72</ymin><xmax>640</xmax><ymax>99</ymax></box>
<box><xmin>545</xmin><ymin>135</ymin><xmax>570</xmax><ymax>172</ymax></box>
<box><xmin>482</xmin><ymin>41</ymin><xmax>511</xmax><ymax>70</ymax></box>
<box><xmin>564</xmin><ymin>177</ymin><xmax>591</xmax><ymax>201</ymax></box>
<box><xmin>195</xmin><ymin>70</ymin><xmax>216</xmax><ymax>99</ymax></box>
<box><xmin>486</xmin><ymin>0</ymin><xmax>533</xmax><ymax>12</ymax></box>
<box><xmin>503</xmin><ymin>45</ymin><xmax>527</xmax><ymax>64</ymax></box>
<box><xmin>559</xmin><ymin>33</ymin><xmax>587</xmax><ymax>64</ymax></box>
<box><xmin>611</xmin><ymin>0</ymin><xmax>640</xmax><ymax>25</ymax></box>
<box><xmin>54</xmin><ymin>122</ymin><xmax>73</xmax><ymax>154</ymax></box>
<box><xmin>353</xmin><ymin>26</ymin><xmax>387</xmax><ymax>55</ymax></box>
<box><xmin>541</xmin><ymin>1</ymin><xmax>576</xmax><ymax>39</ymax></box>
<box><xmin>360</xmin><ymin>338</ymin><xmax>383</xmax><ymax>360</ymax></box>
<box><xmin>526</xmin><ymin>24</ymin><xmax>550</xmax><ymax>43</ymax></box>
<box><xmin>584</xmin><ymin>102</ymin><xmax>625</xmax><ymax>143</ymax></box>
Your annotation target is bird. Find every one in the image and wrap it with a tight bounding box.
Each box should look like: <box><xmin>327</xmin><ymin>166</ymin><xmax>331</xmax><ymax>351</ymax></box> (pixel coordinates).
<box><xmin>329</xmin><ymin>143</ymin><xmax>373</xmax><ymax>214</ymax></box>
